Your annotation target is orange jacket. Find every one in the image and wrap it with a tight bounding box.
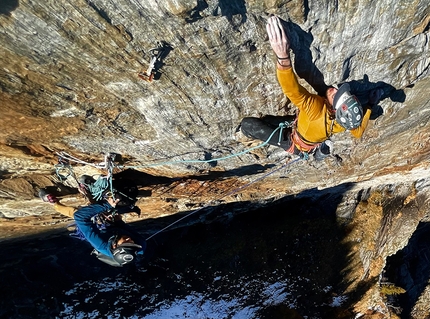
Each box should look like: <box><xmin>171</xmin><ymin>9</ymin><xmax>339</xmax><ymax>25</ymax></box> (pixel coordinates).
<box><xmin>277</xmin><ymin>68</ymin><xmax>371</xmax><ymax>144</ymax></box>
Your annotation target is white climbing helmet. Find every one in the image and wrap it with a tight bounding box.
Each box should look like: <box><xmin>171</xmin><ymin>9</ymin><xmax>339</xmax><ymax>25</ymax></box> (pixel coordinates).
<box><xmin>112</xmin><ymin>242</ymin><xmax>142</xmax><ymax>266</ymax></box>
<box><xmin>333</xmin><ymin>83</ymin><xmax>363</xmax><ymax>130</ymax></box>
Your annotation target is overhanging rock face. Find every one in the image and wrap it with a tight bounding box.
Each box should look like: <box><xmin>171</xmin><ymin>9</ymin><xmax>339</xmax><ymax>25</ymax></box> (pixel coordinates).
<box><xmin>0</xmin><ymin>0</ymin><xmax>429</xmax><ymax>179</ymax></box>
<box><xmin>0</xmin><ymin>1</ymin><xmax>430</xmax><ymax>318</ymax></box>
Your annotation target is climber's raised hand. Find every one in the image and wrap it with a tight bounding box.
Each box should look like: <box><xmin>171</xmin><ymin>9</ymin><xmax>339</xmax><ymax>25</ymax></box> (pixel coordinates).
<box><xmin>266</xmin><ymin>16</ymin><xmax>290</xmax><ymax>59</ymax></box>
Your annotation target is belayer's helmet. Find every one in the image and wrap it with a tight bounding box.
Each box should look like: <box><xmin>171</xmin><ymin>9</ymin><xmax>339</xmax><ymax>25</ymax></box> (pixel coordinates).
<box><xmin>333</xmin><ymin>83</ymin><xmax>363</xmax><ymax>130</ymax></box>
<box><xmin>112</xmin><ymin>242</ymin><xmax>142</xmax><ymax>266</ymax></box>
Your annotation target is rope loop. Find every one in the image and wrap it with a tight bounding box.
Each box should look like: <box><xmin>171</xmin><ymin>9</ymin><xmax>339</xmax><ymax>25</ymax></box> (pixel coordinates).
<box><xmin>277</xmin><ymin>121</ymin><xmax>293</xmax><ymax>145</ymax></box>
<box><xmin>86</xmin><ymin>177</ymin><xmax>111</xmax><ymax>201</ymax></box>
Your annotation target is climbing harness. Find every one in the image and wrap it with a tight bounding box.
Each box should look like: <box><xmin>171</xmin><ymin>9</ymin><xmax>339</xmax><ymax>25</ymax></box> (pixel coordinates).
<box><xmin>283</xmin><ymin>118</ymin><xmax>318</xmax><ymax>160</ymax></box>
<box><xmin>285</xmin><ymin>109</ymin><xmax>338</xmax><ymax>160</ymax></box>
<box><xmin>68</xmin><ymin>209</ymin><xmax>118</xmax><ymax>241</ymax></box>
<box><xmin>289</xmin><ymin>129</ymin><xmax>320</xmax><ymax>153</ymax></box>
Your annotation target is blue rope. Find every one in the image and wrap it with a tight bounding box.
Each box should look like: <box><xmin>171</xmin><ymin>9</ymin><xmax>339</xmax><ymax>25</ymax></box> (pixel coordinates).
<box><xmin>58</xmin><ymin>122</ymin><xmax>293</xmax><ymax>202</ymax></box>
<box><xmin>119</xmin><ymin>121</ymin><xmax>292</xmax><ymax>170</ymax></box>
<box><xmin>85</xmin><ymin>177</ymin><xmax>110</xmax><ymax>201</ymax></box>
<box><xmin>83</xmin><ymin>159</ymin><xmax>115</xmax><ymax>201</ymax></box>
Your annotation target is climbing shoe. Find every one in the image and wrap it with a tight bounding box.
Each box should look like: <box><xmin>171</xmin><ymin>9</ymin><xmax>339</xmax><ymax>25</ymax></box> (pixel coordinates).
<box><xmin>39</xmin><ymin>188</ymin><xmax>58</xmax><ymax>204</ymax></box>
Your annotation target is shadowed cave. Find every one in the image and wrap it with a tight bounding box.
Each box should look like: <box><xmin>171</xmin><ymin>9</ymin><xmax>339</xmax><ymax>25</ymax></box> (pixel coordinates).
<box><xmin>0</xmin><ymin>182</ymin><xmax>361</xmax><ymax>319</ymax></box>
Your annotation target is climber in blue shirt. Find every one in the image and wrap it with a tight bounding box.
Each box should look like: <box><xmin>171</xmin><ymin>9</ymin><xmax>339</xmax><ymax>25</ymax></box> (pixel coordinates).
<box><xmin>73</xmin><ymin>194</ymin><xmax>147</xmax><ymax>267</ymax></box>
<box><xmin>73</xmin><ymin>194</ymin><xmax>146</xmax><ymax>266</ymax></box>
<box><xmin>40</xmin><ymin>177</ymin><xmax>146</xmax><ymax>267</ymax></box>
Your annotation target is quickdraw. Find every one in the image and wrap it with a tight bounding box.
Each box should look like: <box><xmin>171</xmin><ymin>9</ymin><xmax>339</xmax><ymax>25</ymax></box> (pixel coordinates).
<box><xmin>138</xmin><ymin>41</ymin><xmax>171</xmax><ymax>82</ymax></box>
<box><xmin>54</xmin><ymin>157</ymin><xmax>78</xmax><ymax>182</ymax></box>
<box><xmin>55</xmin><ymin>152</ymin><xmax>118</xmax><ymax>201</ymax></box>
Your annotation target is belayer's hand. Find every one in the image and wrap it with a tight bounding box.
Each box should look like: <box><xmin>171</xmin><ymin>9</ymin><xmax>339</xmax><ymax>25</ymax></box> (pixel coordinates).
<box><xmin>266</xmin><ymin>16</ymin><xmax>290</xmax><ymax>59</ymax></box>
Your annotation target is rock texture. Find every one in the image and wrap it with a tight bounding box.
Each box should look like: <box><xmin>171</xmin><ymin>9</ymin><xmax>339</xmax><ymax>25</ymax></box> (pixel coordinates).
<box><xmin>0</xmin><ymin>0</ymin><xmax>430</xmax><ymax>318</ymax></box>
<box><xmin>1</xmin><ymin>0</ymin><xmax>429</xmax><ymax>176</ymax></box>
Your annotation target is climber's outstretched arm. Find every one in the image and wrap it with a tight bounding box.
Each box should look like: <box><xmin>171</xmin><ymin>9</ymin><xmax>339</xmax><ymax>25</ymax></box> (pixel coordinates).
<box><xmin>266</xmin><ymin>16</ymin><xmax>291</xmax><ymax>70</ymax></box>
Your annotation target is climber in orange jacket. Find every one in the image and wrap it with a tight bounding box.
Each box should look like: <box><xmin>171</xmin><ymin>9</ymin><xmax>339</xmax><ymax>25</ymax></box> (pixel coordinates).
<box><xmin>240</xmin><ymin>16</ymin><xmax>383</xmax><ymax>160</ymax></box>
